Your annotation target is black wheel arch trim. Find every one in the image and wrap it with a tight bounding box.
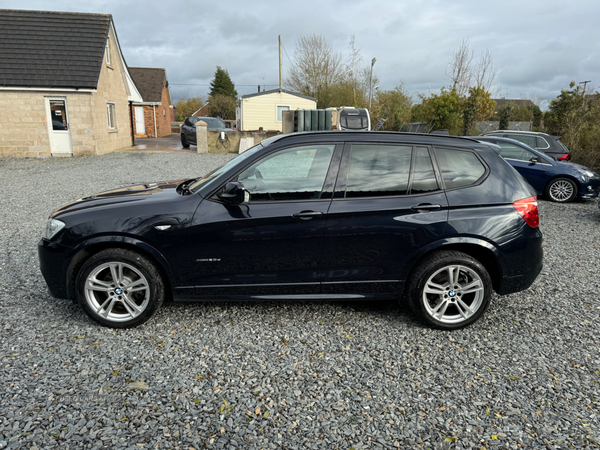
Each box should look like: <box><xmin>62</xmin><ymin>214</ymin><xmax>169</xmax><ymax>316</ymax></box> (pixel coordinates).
<box><xmin>399</xmin><ymin>237</ymin><xmax>504</xmax><ymax>294</ymax></box>
<box><xmin>65</xmin><ymin>235</ymin><xmax>175</xmax><ymax>300</ymax></box>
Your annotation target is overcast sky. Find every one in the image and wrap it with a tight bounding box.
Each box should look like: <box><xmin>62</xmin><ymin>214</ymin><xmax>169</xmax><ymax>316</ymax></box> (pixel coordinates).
<box><xmin>2</xmin><ymin>0</ymin><xmax>598</xmax><ymax>108</ymax></box>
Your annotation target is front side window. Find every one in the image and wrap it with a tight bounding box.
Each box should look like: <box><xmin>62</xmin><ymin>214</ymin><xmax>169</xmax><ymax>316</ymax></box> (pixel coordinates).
<box><xmin>497</xmin><ymin>143</ymin><xmax>533</xmax><ymax>161</ymax></box>
<box><xmin>237</xmin><ymin>144</ymin><xmax>335</xmax><ymax>201</ymax></box>
<box><xmin>435</xmin><ymin>148</ymin><xmax>486</xmax><ymax>189</ymax></box>
<box><xmin>276</xmin><ymin>106</ymin><xmax>290</xmax><ymax>122</ymax></box>
<box><xmin>107</xmin><ymin>103</ymin><xmax>116</xmax><ymax>129</ymax></box>
<box><xmin>345</xmin><ymin>144</ymin><xmax>412</xmax><ymax>197</ymax></box>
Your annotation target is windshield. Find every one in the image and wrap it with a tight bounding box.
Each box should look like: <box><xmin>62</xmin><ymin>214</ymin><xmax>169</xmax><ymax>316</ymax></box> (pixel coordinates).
<box><xmin>202</xmin><ymin>117</ymin><xmax>227</xmax><ymax>129</ymax></box>
<box><xmin>188</xmin><ymin>143</ymin><xmax>264</xmax><ymax>193</ymax></box>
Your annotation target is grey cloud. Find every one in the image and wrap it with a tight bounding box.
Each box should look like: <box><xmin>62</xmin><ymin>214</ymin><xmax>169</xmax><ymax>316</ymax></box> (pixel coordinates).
<box><xmin>1</xmin><ymin>0</ymin><xmax>598</xmax><ymax>104</ymax></box>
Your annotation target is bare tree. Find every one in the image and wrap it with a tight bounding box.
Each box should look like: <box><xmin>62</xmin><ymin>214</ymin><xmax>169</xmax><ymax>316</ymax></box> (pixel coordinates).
<box><xmin>519</xmin><ymin>91</ymin><xmax>543</xmax><ymax>107</ymax></box>
<box><xmin>474</xmin><ymin>49</ymin><xmax>497</xmax><ymax>94</ymax></box>
<box><xmin>346</xmin><ymin>34</ymin><xmax>363</xmax><ymax>105</ymax></box>
<box><xmin>447</xmin><ymin>39</ymin><xmax>498</xmax><ymax>96</ymax></box>
<box><xmin>447</xmin><ymin>38</ymin><xmax>473</xmax><ymax>96</ymax></box>
<box><xmin>285</xmin><ymin>34</ymin><xmax>343</xmax><ymax>108</ymax></box>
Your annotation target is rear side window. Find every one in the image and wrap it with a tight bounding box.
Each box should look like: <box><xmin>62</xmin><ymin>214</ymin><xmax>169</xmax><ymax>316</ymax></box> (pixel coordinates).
<box><xmin>411</xmin><ymin>147</ymin><xmax>439</xmax><ymax>194</ymax></box>
<box><xmin>435</xmin><ymin>148</ymin><xmax>486</xmax><ymax>189</ymax></box>
<box><xmin>508</xmin><ymin>134</ymin><xmax>536</xmax><ymax>148</ymax></box>
<box><xmin>345</xmin><ymin>144</ymin><xmax>412</xmax><ymax>197</ymax></box>
<box><xmin>536</xmin><ymin>137</ymin><xmax>550</xmax><ymax>149</ymax></box>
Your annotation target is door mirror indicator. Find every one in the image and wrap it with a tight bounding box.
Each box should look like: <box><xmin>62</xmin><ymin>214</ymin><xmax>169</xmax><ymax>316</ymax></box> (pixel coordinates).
<box><xmin>218</xmin><ymin>182</ymin><xmax>246</xmax><ymax>204</ymax></box>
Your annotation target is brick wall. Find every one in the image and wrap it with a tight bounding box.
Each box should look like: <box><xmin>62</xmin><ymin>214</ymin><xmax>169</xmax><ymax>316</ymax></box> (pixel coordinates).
<box><xmin>133</xmin><ymin>84</ymin><xmax>172</xmax><ymax>138</ymax></box>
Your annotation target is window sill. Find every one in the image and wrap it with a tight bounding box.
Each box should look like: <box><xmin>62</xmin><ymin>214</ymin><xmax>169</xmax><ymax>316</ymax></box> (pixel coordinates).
<box><xmin>107</xmin><ymin>65</ymin><xmax>114</xmax><ymax>70</ymax></box>
<box><xmin>109</xmin><ymin>129</ymin><xmax>118</xmax><ymax>133</ymax></box>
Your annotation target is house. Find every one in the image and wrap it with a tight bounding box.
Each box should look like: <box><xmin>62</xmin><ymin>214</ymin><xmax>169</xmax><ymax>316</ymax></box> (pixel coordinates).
<box><xmin>236</xmin><ymin>89</ymin><xmax>317</xmax><ymax>132</ymax></box>
<box><xmin>192</xmin><ymin>102</ymin><xmax>211</xmax><ymax>117</ymax></box>
<box><xmin>492</xmin><ymin>99</ymin><xmax>536</xmax><ymax>113</ymax></box>
<box><xmin>0</xmin><ymin>9</ymin><xmax>142</xmax><ymax>157</ymax></box>
<box><xmin>129</xmin><ymin>67</ymin><xmax>173</xmax><ymax>138</ymax></box>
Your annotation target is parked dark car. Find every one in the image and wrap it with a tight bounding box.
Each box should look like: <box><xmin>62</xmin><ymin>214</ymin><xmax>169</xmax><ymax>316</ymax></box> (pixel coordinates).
<box><xmin>39</xmin><ymin>132</ymin><xmax>543</xmax><ymax>330</ymax></box>
<box><xmin>482</xmin><ymin>130</ymin><xmax>571</xmax><ymax>161</ymax></box>
<box><xmin>477</xmin><ymin>136</ymin><xmax>600</xmax><ymax>202</ymax></box>
<box><xmin>181</xmin><ymin>116</ymin><xmax>232</xmax><ymax>148</ymax></box>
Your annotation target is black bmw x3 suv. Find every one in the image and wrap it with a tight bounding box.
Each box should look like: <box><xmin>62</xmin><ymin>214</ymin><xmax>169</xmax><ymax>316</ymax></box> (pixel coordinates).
<box><xmin>39</xmin><ymin>132</ymin><xmax>543</xmax><ymax>330</ymax></box>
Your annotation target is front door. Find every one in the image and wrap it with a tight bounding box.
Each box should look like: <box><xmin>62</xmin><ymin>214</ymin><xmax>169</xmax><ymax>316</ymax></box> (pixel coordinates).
<box><xmin>135</xmin><ymin>106</ymin><xmax>145</xmax><ymax>135</ymax></box>
<box><xmin>46</xmin><ymin>98</ymin><xmax>72</xmax><ymax>156</ymax></box>
<box><xmin>189</xmin><ymin>143</ymin><xmax>340</xmax><ymax>297</ymax></box>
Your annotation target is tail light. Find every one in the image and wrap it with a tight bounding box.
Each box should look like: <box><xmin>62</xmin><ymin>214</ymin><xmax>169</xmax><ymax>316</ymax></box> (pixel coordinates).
<box><xmin>513</xmin><ymin>196</ymin><xmax>539</xmax><ymax>228</ymax></box>
<box><xmin>557</xmin><ymin>154</ymin><xmax>570</xmax><ymax>161</ymax></box>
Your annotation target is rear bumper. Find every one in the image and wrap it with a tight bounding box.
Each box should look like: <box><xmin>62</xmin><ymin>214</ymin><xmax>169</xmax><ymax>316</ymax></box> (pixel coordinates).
<box><xmin>498</xmin><ymin>234</ymin><xmax>543</xmax><ymax>295</ymax></box>
<box><xmin>38</xmin><ymin>238</ymin><xmax>72</xmax><ymax>299</ymax></box>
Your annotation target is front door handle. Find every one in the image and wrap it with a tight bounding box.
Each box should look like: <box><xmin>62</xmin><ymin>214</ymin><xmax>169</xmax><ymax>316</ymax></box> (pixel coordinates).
<box><xmin>292</xmin><ymin>211</ymin><xmax>323</xmax><ymax>220</ymax></box>
<box><xmin>410</xmin><ymin>203</ymin><xmax>442</xmax><ymax>212</ymax></box>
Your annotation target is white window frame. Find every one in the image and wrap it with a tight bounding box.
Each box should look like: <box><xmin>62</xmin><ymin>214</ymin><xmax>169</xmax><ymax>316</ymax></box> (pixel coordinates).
<box><xmin>107</xmin><ymin>102</ymin><xmax>116</xmax><ymax>129</ymax></box>
<box><xmin>105</xmin><ymin>39</ymin><xmax>111</xmax><ymax>65</ymax></box>
<box><xmin>276</xmin><ymin>104</ymin><xmax>290</xmax><ymax>123</ymax></box>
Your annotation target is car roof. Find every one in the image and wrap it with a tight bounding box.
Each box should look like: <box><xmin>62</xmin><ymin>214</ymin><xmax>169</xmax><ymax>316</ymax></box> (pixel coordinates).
<box><xmin>476</xmin><ymin>135</ymin><xmax>555</xmax><ymax>160</ymax></box>
<box><xmin>485</xmin><ymin>130</ymin><xmax>551</xmax><ymax>137</ymax></box>
<box><xmin>264</xmin><ymin>131</ymin><xmax>488</xmax><ymax>149</ymax></box>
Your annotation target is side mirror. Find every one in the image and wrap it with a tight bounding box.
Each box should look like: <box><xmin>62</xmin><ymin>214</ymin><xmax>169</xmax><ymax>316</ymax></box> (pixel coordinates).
<box><xmin>529</xmin><ymin>157</ymin><xmax>539</xmax><ymax>164</ymax></box>
<box><xmin>217</xmin><ymin>181</ymin><xmax>246</xmax><ymax>204</ymax></box>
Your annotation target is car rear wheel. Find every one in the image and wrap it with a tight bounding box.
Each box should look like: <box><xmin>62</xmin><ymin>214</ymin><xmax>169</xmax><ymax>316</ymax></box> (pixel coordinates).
<box><xmin>76</xmin><ymin>249</ymin><xmax>165</xmax><ymax>328</ymax></box>
<box><xmin>406</xmin><ymin>251</ymin><xmax>492</xmax><ymax>330</ymax></box>
<box><xmin>545</xmin><ymin>177</ymin><xmax>577</xmax><ymax>202</ymax></box>
<box><xmin>181</xmin><ymin>133</ymin><xmax>190</xmax><ymax>148</ymax></box>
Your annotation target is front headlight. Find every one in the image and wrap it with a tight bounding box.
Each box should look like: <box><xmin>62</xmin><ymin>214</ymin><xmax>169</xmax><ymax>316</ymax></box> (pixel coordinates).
<box><xmin>45</xmin><ymin>218</ymin><xmax>65</xmax><ymax>240</ymax></box>
<box><xmin>581</xmin><ymin>169</ymin><xmax>594</xmax><ymax>178</ymax></box>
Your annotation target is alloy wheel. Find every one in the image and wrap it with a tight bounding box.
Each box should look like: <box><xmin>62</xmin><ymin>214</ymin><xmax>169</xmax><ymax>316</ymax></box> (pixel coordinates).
<box><xmin>422</xmin><ymin>264</ymin><xmax>485</xmax><ymax>325</ymax></box>
<box><xmin>84</xmin><ymin>262</ymin><xmax>150</xmax><ymax>322</ymax></box>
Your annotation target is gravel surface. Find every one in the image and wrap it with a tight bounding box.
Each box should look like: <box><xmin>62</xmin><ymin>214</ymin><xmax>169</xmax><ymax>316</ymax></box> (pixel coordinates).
<box><xmin>1</xmin><ymin>152</ymin><xmax>599</xmax><ymax>449</ymax></box>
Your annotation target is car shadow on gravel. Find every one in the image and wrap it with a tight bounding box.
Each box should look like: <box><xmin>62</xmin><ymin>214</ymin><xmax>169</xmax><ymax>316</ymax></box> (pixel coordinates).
<box><xmin>43</xmin><ymin>294</ymin><xmax>424</xmax><ymax>329</ymax></box>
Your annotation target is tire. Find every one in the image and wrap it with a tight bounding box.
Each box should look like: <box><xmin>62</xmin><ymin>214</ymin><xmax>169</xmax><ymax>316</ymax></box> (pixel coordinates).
<box><xmin>181</xmin><ymin>133</ymin><xmax>190</xmax><ymax>148</ymax></box>
<box><xmin>75</xmin><ymin>249</ymin><xmax>165</xmax><ymax>328</ymax></box>
<box><xmin>544</xmin><ymin>177</ymin><xmax>578</xmax><ymax>202</ymax></box>
<box><xmin>406</xmin><ymin>251</ymin><xmax>492</xmax><ymax>330</ymax></box>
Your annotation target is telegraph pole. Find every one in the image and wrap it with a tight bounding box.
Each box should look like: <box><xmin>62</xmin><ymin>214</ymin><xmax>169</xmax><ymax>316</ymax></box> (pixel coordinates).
<box><xmin>279</xmin><ymin>35</ymin><xmax>282</xmax><ymax>91</ymax></box>
<box><xmin>369</xmin><ymin>57</ymin><xmax>376</xmax><ymax>110</ymax></box>
<box><xmin>579</xmin><ymin>80</ymin><xmax>591</xmax><ymax>93</ymax></box>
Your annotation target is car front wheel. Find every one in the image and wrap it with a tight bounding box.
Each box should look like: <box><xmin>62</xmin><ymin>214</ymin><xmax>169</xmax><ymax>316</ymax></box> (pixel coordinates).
<box><xmin>407</xmin><ymin>251</ymin><xmax>492</xmax><ymax>330</ymax></box>
<box><xmin>545</xmin><ymin>177</ymin><xmax>577</xmax><ymax>202</ymax></box>
<box><xmin>76</xmin><ymin>249</ymin><xmax>165</xmax><ymax>328</ymax></box>
<box><xmin>181</xmin><ymin>133</ymin><xmax>190</xmax><ymax>148</ymax></box>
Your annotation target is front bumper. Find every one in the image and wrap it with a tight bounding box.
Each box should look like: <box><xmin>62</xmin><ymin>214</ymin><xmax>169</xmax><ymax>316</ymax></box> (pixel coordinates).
<box><xmin>38</xmin><ymin>238</ymin><xmax>72</xmax><ymax>299</ymax></box>
<box><xmin>580</xmin><ymin>178</ymin><xmax>600</xmax><ymax>199</ymax></box>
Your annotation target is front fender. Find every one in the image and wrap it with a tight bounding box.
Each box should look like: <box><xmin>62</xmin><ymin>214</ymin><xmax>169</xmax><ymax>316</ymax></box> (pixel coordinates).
<box><xmin>65</xmin><ymin>235</ymin><xmax>177</xmax><ymax>299</ymax></box>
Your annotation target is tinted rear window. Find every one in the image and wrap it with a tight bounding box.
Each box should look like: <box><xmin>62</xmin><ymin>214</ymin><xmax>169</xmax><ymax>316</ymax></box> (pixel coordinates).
<box><xmin>435</xmin><ymin>148</ymin><xmax>486</xmax><ymax>189</ymax></box>
<box><xmin>345</xmin><ymin>144</ymin><xmax>412</xmax><ymax>197</ymax></box>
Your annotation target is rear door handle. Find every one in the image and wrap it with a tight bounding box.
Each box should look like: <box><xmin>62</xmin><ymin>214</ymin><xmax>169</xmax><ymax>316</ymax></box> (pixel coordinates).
<box><xmin>292</xmin><ymin>211</ymin><xmax>323</xmax><ymax>220</ymax></box>
<box><xmin>410</xmin><ymin>203</ymin><xmax>442</xmax><ymax>212</ymax></box>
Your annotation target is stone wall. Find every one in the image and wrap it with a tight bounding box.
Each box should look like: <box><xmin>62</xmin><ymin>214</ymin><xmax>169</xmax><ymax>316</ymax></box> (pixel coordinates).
<box><xmin>0</xmin><ymin>25</ymin><xmax>133</xmax><ymax>158</ymax></box>
<box><xmin>203</xmin><ymin>129</ymin><xmax>280</xmax><ymax>154</ymax></box>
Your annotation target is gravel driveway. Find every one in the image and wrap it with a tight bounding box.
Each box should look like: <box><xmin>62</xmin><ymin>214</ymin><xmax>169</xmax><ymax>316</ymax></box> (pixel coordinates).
<box><xmin>1</xmin><ymin>152</ymin><xmax>599</xmax><ymax>449</ymax></box>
